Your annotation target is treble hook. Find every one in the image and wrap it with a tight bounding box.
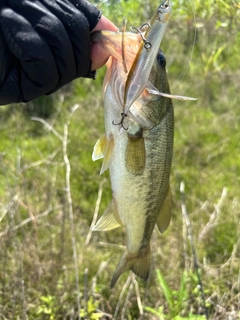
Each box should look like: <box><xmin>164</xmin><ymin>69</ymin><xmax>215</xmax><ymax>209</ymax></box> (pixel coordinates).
<box><xmin>112</xmin><ymin>113</ymin><xmax>128</xmax><ymax>130</ymax></box>
<box><xmin>130</xmin><ymin>23</ymin><xmax>152</xmax><ymax>51</ymax></box>
<box><xmin>139</xmin><ymin>22</ymin><xmax>151</xmax><ymax>32</ymax></box>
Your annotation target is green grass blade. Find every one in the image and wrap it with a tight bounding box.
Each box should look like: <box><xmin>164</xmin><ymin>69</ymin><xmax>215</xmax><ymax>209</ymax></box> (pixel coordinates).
<box><xmin>156</xmin><ymin>269</ymin><xmax>174</xmax><ymax>312</ymax></box>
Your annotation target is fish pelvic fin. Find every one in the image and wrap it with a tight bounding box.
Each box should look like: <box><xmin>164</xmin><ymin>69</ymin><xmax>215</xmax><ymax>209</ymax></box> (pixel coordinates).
<box><xmin>92</xmin><ymin>199</ymin><xmax>122</xmax><ymax>232</ymax></box>
<box><xmin>92</xmin><ymin>134</ymin><xmax>114</xmax><ymax>175</ymax></box>
<box><xmin>156</xmin><ymin>185</ymin><xmax>172</xmax><ymax>233</ymax></box>
<box><xmin>111</xmin><ymin>245</ymin><xmax>150</xmax><ymax>288</ymax></box>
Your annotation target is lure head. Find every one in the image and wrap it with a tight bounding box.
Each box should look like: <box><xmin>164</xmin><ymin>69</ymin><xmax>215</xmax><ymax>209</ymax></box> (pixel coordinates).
<box><xmin>156</xmin><ymin>0</ymin><xmax>172</xmax><ymax>22</ymax></box>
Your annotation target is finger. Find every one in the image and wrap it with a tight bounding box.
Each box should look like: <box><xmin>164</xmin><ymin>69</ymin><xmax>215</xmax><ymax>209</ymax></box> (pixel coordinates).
<box><xmin>91</xmin><ymin>15</ymin><xmax>118</xmax><ymax>33</ymax></box>
<box><xmin>90</xmin><ymin>15</ymin><xmax>118</xmax><ymax>70</ymax></box>
<box><xmin>90</xmin><ymin>42</ymin><xmax>110</xmax><ymax>71</ymax></box>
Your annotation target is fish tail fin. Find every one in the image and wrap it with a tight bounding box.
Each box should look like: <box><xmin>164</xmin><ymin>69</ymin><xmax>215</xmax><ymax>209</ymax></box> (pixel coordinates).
<box><xmin>110</xmin><ymin>245</ymin><xmax>151</xmax><ymax>288</ymax></box>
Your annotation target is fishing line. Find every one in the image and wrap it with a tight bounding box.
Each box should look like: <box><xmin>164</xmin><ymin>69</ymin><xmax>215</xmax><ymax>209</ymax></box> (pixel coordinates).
<box><xmin>180</xmin><ymin>0</ymin><xmax>197</xmax><ymax>81</ymax></box>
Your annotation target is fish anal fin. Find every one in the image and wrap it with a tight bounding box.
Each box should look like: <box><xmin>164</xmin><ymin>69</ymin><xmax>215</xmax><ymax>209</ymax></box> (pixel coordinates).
<box><xmin>92</xmin><ymin>199</ymin><xmax>122</xmax><ymax>232</ymax></box>
<box><xmin>111</xmin><ymin>245</ymin><xmax>150</xmax><ymax>288</ymax></box>
<box><xmin>156</xmin><ymin>185</ymin><xmax>172</xmax><ymax>233</ymax></box>
<box><xmin>125</xmin><ymin>124</ymin><xmax>146</xmax><ymax>175</ymax></box>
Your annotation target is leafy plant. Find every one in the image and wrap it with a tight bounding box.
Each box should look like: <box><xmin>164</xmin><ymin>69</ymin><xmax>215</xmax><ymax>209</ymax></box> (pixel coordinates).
<box><xmin>80</xmin><ymin>296</ymin><xmax>103</xmax><ymax>320</ymax></box>
<box><xmin>35</xmin><ymin>295</ymin><xmax>57</xmax><ymax>320</ymax></box>
<box><xmin>145</xmin><ymin>270</ymin><xmax>206</xmax><ymax>320</ymax></box>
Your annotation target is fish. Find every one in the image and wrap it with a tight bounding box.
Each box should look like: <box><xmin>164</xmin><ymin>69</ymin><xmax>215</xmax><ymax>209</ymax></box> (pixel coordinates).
<box><xmin>91</xmin><ymin>17</ymin><xmax>173</xmax><ymax>288</ymax></box>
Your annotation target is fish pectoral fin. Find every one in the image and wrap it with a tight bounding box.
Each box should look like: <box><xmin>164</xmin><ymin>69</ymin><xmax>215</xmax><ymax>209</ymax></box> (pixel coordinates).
<box><xmin>100</xmin><ymin>134</ymin><xmax>114</xmax><ymax>174</ymax></box>
<box><xmin>92</xmin><ymin>134</ymin><xmax>108</xmax><ymax>161</ymax></box>
<box><xmin>92</xmin><ymin>199</ymin><xmax>122</xmax><ymax>232</ymax></box>
<box><xmin>156</xmin><ymin>185</ymin><xmax>172</xmax><ymax>233</ymax></box>
<box><xmin>92</xmin><ymin>134</ymin><xmax>114</xmax><ymax>175</ymax></box>
<box><xmin>111</xmin><ymin>245</ymin><xmax>150</xmax><ymax>288</ymax></box>
<box><xmin>125</xmin><ymin>136</ymin><xmax>146</xmax><ymax>175</ymax></box>
<box><xmin>146</xmin><ymin>82</ymin><xmax>197</xmax><ymax>101</ymax></box>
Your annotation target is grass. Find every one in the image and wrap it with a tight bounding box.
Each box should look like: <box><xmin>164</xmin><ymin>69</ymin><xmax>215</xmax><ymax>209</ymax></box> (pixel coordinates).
<box><xmin>0</xmin><ymin>0</ymin><xmax>240</xmax><ymax>319</ymax></box>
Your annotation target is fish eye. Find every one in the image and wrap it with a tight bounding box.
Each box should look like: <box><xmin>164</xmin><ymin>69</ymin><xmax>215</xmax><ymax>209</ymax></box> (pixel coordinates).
<box><xmin>157</xmin><ymin>50</ymin><xmax>166</xmax><ymax>67</ymax></box>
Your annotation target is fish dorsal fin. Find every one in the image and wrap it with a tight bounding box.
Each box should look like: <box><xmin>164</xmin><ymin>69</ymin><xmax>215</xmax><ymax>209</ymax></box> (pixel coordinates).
<box><xmin>125</xmin><ymin>123</ymin><xmax>146</xmax><ymax>175</ymax></box>
<box><xmin>92</xmin><ymin>134</ymin><xmax>114</xmax><ymax>175</ymax></box>
<box><xmin>92</xmin><ymin>199</ymin><xmax>122</xmax><ymax>231</ymax></box>
<box><xmin>156</xmin><ymin>185</ymin><xmax>172</xmax><ymax>233</ymax></box>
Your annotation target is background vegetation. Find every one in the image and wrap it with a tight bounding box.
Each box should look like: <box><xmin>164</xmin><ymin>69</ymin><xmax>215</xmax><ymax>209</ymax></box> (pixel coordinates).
<box><xmin>0</xmin><ymin>0</ymin><xmax>239</xmax><ymax>319</ymax></box>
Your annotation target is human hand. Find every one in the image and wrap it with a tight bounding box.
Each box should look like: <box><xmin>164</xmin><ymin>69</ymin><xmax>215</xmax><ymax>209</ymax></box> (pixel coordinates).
<box><xmin>90</xmin><ymin>15</ymin><xmax>118</xmax><ymax>71</ymax></box>
<box><xmin>0</xmin><ymin>0</ymin><xmax>103</xmax><ymax>105</ymax></box>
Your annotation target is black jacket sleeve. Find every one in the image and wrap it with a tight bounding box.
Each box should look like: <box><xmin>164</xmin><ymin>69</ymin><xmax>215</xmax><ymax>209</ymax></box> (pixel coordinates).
<box><xmin>0</xmin><ymin>0</ymin><xmax>101</xmax><ymax>105</ymax></box>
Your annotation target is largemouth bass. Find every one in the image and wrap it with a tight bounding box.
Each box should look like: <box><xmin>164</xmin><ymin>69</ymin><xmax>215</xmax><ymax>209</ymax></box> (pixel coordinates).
<box><xmin>91</xmin><ymin>19</ymin><xmax>173</xmax><ymax>288</ymax></box>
